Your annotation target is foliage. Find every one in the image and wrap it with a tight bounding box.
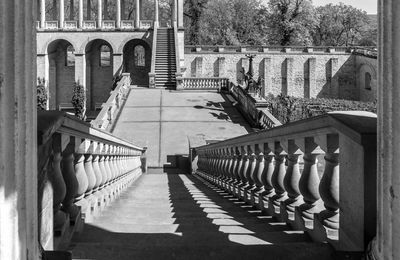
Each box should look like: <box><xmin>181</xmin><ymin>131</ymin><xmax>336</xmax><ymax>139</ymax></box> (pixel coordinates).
<box><xmin>184</xmin><ymin>0</ymin><xmax>209</xmax><ymax>45</ymax></box>
<box><xmin>71</xmin><ymin>81</ymin><xmax>86</xmax><ymax>120</ymax></box>
<box><xmin>266</xmin><ymin>94</ymin><xmax>377</xmax><ymax>124</ymax></box>
<box><xmin>37</xmin><ymin>78</ymin><xmax>48</xmax><ymax>111</ymax></box>
<box><xmin>312</xmin><ymin>3</ymin><xmax>370</xmax><ymax>46</ymax></box>
<box><xmin>266</xmin><ymin>0</ymin><xmax>316</xmax><ymax>45</ymax></box>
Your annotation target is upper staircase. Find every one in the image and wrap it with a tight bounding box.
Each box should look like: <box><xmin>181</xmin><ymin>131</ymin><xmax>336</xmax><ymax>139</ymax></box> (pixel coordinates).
<box><xmin>155</xmin><ymin>28</ymin><xmax>177</xmax><ymax>88</ymax></box>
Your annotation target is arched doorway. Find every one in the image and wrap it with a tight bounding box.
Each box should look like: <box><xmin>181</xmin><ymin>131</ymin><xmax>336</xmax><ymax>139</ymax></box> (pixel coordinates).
<box><xmin>47</xmin><ymin>39</ymin><xmax>76</xmax><ymax>110</ymax></box>
<box><xmin>85</xmin><ymin>39</ymin><xmax>114</xmax><ymax>110</ymax></box>
<box><xmin>123</xmin><ymin>39</ymin><xmax>151</xmax><ymax>86</ymax></box>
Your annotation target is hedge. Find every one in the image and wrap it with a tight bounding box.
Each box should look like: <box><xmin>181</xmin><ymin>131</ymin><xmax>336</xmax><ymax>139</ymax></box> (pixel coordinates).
<box><xmin>71</xmin><ymin>81</ymin><xmax>86</xmax><ymax>120</ymax></box>
<box><xmin>37</xmin><ymin>78</ymin><xmax>47</xmax><ymax>110</ymax></box>
<box><xmin>266</xmin><ymin>95</ymin><xmax>377</xmax><ymax>124</ymax></box>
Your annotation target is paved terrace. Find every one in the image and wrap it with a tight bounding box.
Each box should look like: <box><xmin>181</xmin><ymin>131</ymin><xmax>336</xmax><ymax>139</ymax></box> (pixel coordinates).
<box><xmin>112</xmin><ymin>88</ymin><xmax>252</xmax><ymax>168</ymax></box>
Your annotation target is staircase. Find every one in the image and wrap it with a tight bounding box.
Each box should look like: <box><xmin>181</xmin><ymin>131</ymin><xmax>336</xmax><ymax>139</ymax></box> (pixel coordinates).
<box><xmin>155</xmin><ymin>28</ymin><xmax>177</xmax><ymax>88</ymax></box>
<box><xmin>70</xmin><ymin>169</ymin><xmax>335</xmax><ymax>260</ymax></box>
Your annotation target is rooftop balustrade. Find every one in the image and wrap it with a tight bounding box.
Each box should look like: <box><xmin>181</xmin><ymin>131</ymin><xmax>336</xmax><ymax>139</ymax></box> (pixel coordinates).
<box><xmin>38</xmin><ymin>111</ymin><xmax>146</xmax><ymax>250</ymax></box>
<box><xmin>192</xmin><ymin>111</ymin><xmax>377</xmax><ymax>252</ymax></box>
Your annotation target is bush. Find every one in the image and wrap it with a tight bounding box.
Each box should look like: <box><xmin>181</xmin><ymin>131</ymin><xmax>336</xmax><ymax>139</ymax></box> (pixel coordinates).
<box><xmin>266</xmin><ymin>94</ymin><xmax>377</xmax><ymax>124</ymax></box>
<box><xmin>37</xmin><ymin>78</ymin><xmax>47</xmax><ymax>110</ymax></box>
<box><xmin>71</xmin><ymin>81</ymin><xmax>86</xmax><ymax>120</ymax></box>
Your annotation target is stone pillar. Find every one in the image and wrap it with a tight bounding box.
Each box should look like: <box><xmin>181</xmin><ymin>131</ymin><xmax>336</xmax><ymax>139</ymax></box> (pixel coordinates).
<box><xmin>60</xmin><ymin>0</ymin><xmax>65</xmax><ymax>28</ymax></box>
<box><xmin>305</xmin><ymin>58</ymin><xmax>316</xmax><ymax>98</ymax></box>
<box><xmin>261</xmin><ymin>58</ymin><xmax>272</xmax><ymax>97</ymax></box>
<box><xmin>79</xmin><ymin>0</ymin><xmax>84</xmax><ymax>28</ymax></box>
<box><xmin>177</xmin><ymin>0</ymin><xmax>183</xmax><ymax>28</ymax></box>
<box><xmin>0</xmin><ymin>0</ymin><xmax>39</xmax><ymax>258</ymax></box>
<box><xmin>40</xmin><ymin>0</ymin><xmax>46</xmax><ymax>28</ymax></box>
<box><xmin>116</xmin><ymin>0</ymin><xmax>121</xmax><ymax>28</ymax></box>
<box><xmin>284</xmin><ymin>58</ymin><xmax>294</xmax><ymax>96</ymax></box>
<box><xmin>216</xmin><ymin>57</ymin><xmax>225</xmax><ymax>78</ymax></box>
<box><xmin>154</xmin><ymin>0</ymin><xmax>159</xmax><ymax>27</ymax></box>
<box><xmin>370</xmin><ymin>1</ymin><xmax>400</xmax><ymax>259</ymax></box>
<box><xmin>172</xmin><ymin>0</ymin><xmax>177</xmax><ymax>26</ymax></box>
<box><xmin>97</xmin><ymin>0</ymin><xmax>102</xmax><ymax>28</ymax></box>
<box><xmin>113</xmin><ymin>53</ymin><xmax>123</xmax><ymax>77</ymax></box>
<box><xmin>135</xmin><ymin>0</ymin><xmax>140</xmax><ymax>28</ymax></box>
<box><xmin>75</xmin><ymin>54</ymin><xmax>87</xmax><ymax>109</ymax></box>
<box><xmin>329</xmin><ymin>58</ymin><xmax>339</xmax><ymax>98</ymax></box>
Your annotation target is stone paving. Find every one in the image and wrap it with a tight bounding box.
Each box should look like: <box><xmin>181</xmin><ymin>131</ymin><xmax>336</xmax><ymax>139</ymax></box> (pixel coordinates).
<box><xmin>70</xmin><ymin>170</ymin><xmax>335</xmax><ymax>260</ymax></box>
<box><xmin>112</xmin><ymin>88</ymin><xmax>252</xmax><ymax>167</ymax></box>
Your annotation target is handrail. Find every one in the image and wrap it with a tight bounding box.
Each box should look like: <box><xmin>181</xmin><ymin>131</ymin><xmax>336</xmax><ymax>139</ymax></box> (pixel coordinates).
<box><xmin>37</xmin><ymin>111</ymin><xmax>146</xmax><ymax>250</ymax></box>
<box><xmin>193</xmin><ymin>111</ymin><xmax>377</xmax><ymax>252</ymax></box>
<box><xmin>149</xmin><ymin>24</ymin><xmax>158</xmax><ymax>88</ymax></box>
<box><xmin>174</xmin><ymin>24</ymin><xmax>182</xmax><ymax>89</ymax></box>
<box><xmin>91</xmin><ymin>73</ymin><xmax>131</xmax><ymax>130</ymax></box>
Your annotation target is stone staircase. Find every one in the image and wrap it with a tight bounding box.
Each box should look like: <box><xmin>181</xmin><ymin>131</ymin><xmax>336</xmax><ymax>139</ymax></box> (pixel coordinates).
<box><xmin>155</xmin><ymin>28</ymin><xmax>177</xmax><ymax>88</ymax></box>
<box><xmin>69</xmin><ymin>169</ymin><xmax>335</xmax><ymax>260</ymax></box>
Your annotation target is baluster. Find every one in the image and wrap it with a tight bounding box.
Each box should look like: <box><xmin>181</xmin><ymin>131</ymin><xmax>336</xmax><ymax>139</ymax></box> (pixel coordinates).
<box><xmin>232</xmin><ymin>147</ymin><xmax>242</xmax><ymax>196</ymax></box>
<box><xmin>84</xmin><ymin>140</ymin><xmax>97</xmax><ymax>197</ymax></box>
<box><xmin>270</xmin><ymin>141</ymin><xmax>288</xmax><ymax>213</ymax></box>
<box><xmin>252</xmin><ymin>143</ymin><xmax>265</xmax><ymax>206</ymax></box>
<box><xmin>282</xmin><ymin>140</ymin><xmax>303</xmax><ymax>220</ymax></box>
<box><xmin>91</xmin><ymin>142</ymin><xmax>102</xmax><ymax>193</ymax></box>
<box><xmin>61</xmin><ymin>136</ymin><xmax>80</xmax><ymax>221</ymax></box>
<box><xmin>238</xmin><ymin>146</ymin><xmax>249</xmax><ymax>199</ymax></box>
<box><xmin>222</xmin><ymin>147</ymin><xmax>231</xmax><ymax>190</ymax></box>
<box><xmin>49</xmin><ymin>134</ymin><xmax>68</xmax><ymax>234</ymax></box>
<box><xmin>103</xmin><ymin>144</ymin><xmax>112</xmax><ymax>186</ymax></box>
<box><xmin>317</xmin><ymin>134</ymin><xmax>340</xmax><ymax>234</ymax></box>
<box><xmin>245</xmin><ymin>144</ymin><xmax>257</xmax><ymax>203</ymax></box>
<box><xmin>261</xmin><ymin>143</ymin><xmax>275</xmax><ymax>200</ymax></box>
<box><xmin>74</xmin><ymin>138</ymin><xmax>90</xmax><ymax>219</ymax></box>
<box><xmin>97</xmin><ymin>143</ymin><xmax>107</xmax><ymax>190</ymax></box>
<box><xmin>296</xmin><ymin>137</ymin><xmax>324</xmax><ymax>228</ymax></box>
<box><xmin>108</xmin><ymin>146</ymin><xmax>117</xmax><ymax>184</ymax></box>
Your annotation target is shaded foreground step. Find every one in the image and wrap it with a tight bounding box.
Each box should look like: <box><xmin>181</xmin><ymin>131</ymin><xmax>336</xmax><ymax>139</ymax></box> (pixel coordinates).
<box><xmin>70</xmin><ymin>173</ymin><xmax>336</xmax><ymax>260</ymax></box>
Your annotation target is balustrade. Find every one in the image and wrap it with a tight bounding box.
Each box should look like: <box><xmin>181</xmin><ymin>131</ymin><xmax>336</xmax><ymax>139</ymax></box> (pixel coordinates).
<box><xmin>38</xmin><ymin>111</ymin><xmax>146</xmax><ymax>249</ymax></box>
<box><xmin>180</xmin><ymin>77</ymin><xmax>229</xmax><ymax>91</ymax></box>
<box><xmin>193</xmin><ymin>111</ymin><xmax>377</xmax><ymax>252</ymax></box>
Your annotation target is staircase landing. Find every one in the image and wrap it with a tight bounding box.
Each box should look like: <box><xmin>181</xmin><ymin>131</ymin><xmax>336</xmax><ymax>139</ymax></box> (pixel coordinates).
<box><xmin>111</xmin><ymin>88</ymin><xmax>252</xmax><ymax>167</ymax></box>
<box><xmin>70</xmin><ymin>170</ymin><xmax>335</xmax><ymax>260</ymax></box>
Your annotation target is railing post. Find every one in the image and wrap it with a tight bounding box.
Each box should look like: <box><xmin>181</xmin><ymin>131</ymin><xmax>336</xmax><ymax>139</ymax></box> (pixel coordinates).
<box><xmin>282</xmin><ymin>139</ymin><xmax>303</xmax><ymax>220</ymax></box>
<box><xmin>296</xmin><ymin>137</ymin><xmax>324</xmax><ymax>229</ymax></box>
<box><xmin>237</xmin><ymin>146</ymin><xmax>249</xmax><ymax>199</ymax></box>
<box><xmin>252</xmin><ymin>143</ymin><xmax>266</xmax><ymax>206</ymax></box>
<box><xmin>270</xmin><ymin>142</ymin><xmax>288</xmax><ymax>214</ymax></box>
<box><xmin>317</xmin><ymin>134</ymin><xmax>340</xmax><ymax>237</ymax></box>
<box><xmin>245</xmin><ymin>144</ymin><xmax>257</xmax><ymax>203</ymax></box>
<box><xmin>260</xmin><ymin>143</ymin><xmax>275</xmax><ymax>210</ymax></box>
<box><xmin>74</xmin><ymin>138</ymin><xmax>90</xmax><ymax>220</ymax></box>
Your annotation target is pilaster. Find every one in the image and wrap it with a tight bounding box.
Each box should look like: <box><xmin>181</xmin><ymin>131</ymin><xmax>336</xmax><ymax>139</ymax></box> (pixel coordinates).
<box><xmin>261</xmin><ymin>58</ymin><xmax>272</xmax><ymax>97</ymax></box>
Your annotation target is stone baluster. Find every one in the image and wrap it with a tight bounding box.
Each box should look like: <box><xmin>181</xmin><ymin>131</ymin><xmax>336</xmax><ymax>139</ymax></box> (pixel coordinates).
<box><xmin>261</xmin><ymin>143</ymin><xmax>275</xmax><ymax>197</ymax></box>
<box><xmin>317</xmin><ymin>134</ymin><xmax>340</xmax><ymax>231</ymax></box>
<box><xmin>282</xmin><ymin>140</ymin><xmax>303</xmax><ymax>219</ymax></box>
<box><xmin>296</xmin><ymin>137</ymin><xmax>324</xmax><ymax>228</ymax></box>
<box><xmin>61</xmin><ymin>136</ymin><xmax>80</xmax><ymax>220</ymax></box>
<box><xmin>103</xmin><ymin>144</ymin><xmax>112</xmax><ymax>186</ymax></box>
<box><xmin>84</xmin><ymin>140</ymin><xmax>97</xmax><ymax>197</ymax></box>
<box><xmin>74</xmin><ymin>138</ymin><xmax>90</xmax><ymax>219</ymax></box>
<box><xmin>121</xmin><ymin>148</ymin><xmax>127</xmax><ymax>174</ymax></box>
<box><xmin>89</xmin><ymin>141</ymin><xmax>103</xmax><ymax>212</ymax></box>
<box><xmin>116</xmin><ymin>147</ymin><xmax>123</xmax><ymax>179</ymax></box>
<box><xmin>97</xmin><ymin>143</ymin><xmax>108</xmax><ymax>190</ymax></box>
<box><xmin>252</xmin><ymin>143</ymin><xmax>265</xmax><ymax>205</ymax></box>
<box><xmin>270</xmin><ymin>141</ymin><xmax>288</xmax><ymax>213</ymax></box>
<box><xmin>109</xmin><ymin>146</ymin><xmax>117</xmax><ymax>183</ymax></box>
<box><xmin>49</xmin><ymin>134</ymin><xmax>68</xmax><ymax>233</ymax></box>
<box><xmin>238</xmin><ymin>146</ymin><xmax>249</xmax><ymax>198</ymax></box>
<box><xmin>245</xmin><ymin>144</ymin><xmax>257</xmax><ymax>202</ymax></box>
<box><xmin>232</xmin><ymin>147</ymin><xmax>242</xmax><ymax>196</ymax></box>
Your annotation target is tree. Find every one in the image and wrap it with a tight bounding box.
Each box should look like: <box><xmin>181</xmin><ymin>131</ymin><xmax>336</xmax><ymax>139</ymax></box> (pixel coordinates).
<box><xmin>184</xmin><ymin>0</ymin><xmax>209</xmax><ymax>45</ymax></box>
<box><xmin>267</xmin><ymin>0</ymin><xmax>316</xmax><ymax>46</ymax></box>
<box><xmin>312</xmin><ymin>4</ymin><xmax>370</xmax><ymax>46</ymax></box>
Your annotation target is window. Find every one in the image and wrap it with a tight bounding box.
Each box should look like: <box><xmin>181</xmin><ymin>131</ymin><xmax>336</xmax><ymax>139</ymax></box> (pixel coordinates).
<box><xmin>134</xmin><ymin>45</ymin><xmax>145</xmax><ymax>67</ymax></box>
<box><xmin>100</xmin><ymin>45</ymin><xmax>111</xmax><ymax>67</ymax></box>
<box><xmin>66</xmin><ymin>45</ymin><xmax>75</xmax><ymax>66</ymax></box>
<box><xmin>365</xmin><ymin>72</ymin><xmax>372</xmax><ymax>90</ymax></box>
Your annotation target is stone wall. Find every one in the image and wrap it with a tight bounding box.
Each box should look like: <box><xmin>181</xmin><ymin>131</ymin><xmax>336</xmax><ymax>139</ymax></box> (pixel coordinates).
<box><xmin>355</xmin><ymin>54</ymin><xmax>378</xmax><ymax>102</ymax></box>
<box><xmin>183</xmin><ymin>47</ymin><xmax>376</xmax><ymax>100</ymax></box>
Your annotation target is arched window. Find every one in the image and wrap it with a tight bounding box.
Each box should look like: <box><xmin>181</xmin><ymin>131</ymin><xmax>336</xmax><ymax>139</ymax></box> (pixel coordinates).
<box><xmin>100</xmin><ymin>45</ymin><xmax>111</xmax><ymax>67</ymax></box>
<box><xmin>134</xmin><ymin>45</ymin><xmax>145</xmax><ymax>67</ymax></box>
<box><xmin>66</xmin><ymin>45</ymin><xmax>75</xmax><ymax>66</ymax></box>
<box><xmin>365</xmin><ymin>72</ymin><xmax>372</xmax><ymax>90</ymax></box>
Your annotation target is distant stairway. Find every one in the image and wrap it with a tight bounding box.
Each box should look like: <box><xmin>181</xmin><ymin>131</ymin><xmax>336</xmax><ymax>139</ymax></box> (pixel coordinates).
<box><xmin>155</xmin><ymin>28</ymin><xmax>177</xmax><ymax>88</ymax></box>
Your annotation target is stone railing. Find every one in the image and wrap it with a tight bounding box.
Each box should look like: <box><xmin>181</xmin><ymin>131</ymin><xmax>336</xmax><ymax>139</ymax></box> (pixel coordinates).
<box><xmin>229</xmin><ymin>83</ymin><xmax>281</xmax><ymax>129</ymax></box>
<box><xmin>193</xmin><ymin>111</ymin><xmax>377</xmax><ymax>252</ymax></box>
<box><xmin>91</xmin><ymin>73</ymin><xmax>131</xmax><ymax>130</ymax></box>
<box><xmin>351</xmin><ymin>47</ymin><xmax>378</xmax><ymax>59</ymax></box>
<box><xmin>178</xmin><ymin>77</ymin><xmax>229</xmax><ymax>91</ymax></box>
<box><xmin>140</xmin><ymin>20</ymin><xmax>153</xmax><ymax>29</ymax></box>
<box><xmin>37</xmin><ymin>111</ymin><xmax>146</xmax><ymax>250</ymax></box>
<box><xmin>185</xmin><ymin>45</ymin><xmax>353</xmax><ymax>54</ymax></box>
<box><xmin>37</xmin><ymin>19</ymin><xmax>153</xmax><ymax>31</ymax></box>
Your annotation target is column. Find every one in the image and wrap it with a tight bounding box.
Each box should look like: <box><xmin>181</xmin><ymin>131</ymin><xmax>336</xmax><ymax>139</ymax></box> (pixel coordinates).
<box><xmin>135</xmin><ymin>0</ymin><xmax>140</xmax><ymax>28</ymax></box>
<box><xmin>172</xmin><ymin>0</ymin><xmax>177</xmax><ymax>25</ymax></box>
<box><xmin>154</xmin><ymin>0</ymin><xmax>159</xmax><ymax>27</ymax></box>
<box><xmin>60</xmin><ymin>0</ymin><xmax>65</xmax><ymax>28</ymax></box>
<box><xmin>69</xmin><ymin>0</ymin><xmax>74</xmax><ymax>20</ymax></box>
<box><xmin>370</xmin><ymin>1</ymin><xmax>400</xmax><ymax>259</ymax></box>
<box><xmin>261</xmin><ymin>58</ymin><xmax>272</xmax><ymax>97</ymax></box>
<box><xmin>0</xmin><ymin>0</ymin><xmax>38</xmax><ymax>258</ymax></box>
<box><xmin>79</xmin><ymin>0</ymin><xmax>84</xmax><ymax>28</ymax></box>
<box><xmin>116</xmin><ymin>0</ymin><xmax>121</xmax><ymax>28</ymax></box>
<box><xmin>40</xmin><ymin>0</ymin><xmax>46</xmax><ymax>28</ymax></box>
<box><xmin>97</xmin><ymin>0</ymin><xmax>102</xmax><ymax>28</ymax></box>
<box><xmin>177</xmin><ymin>0</ymin><xmax>183</xmax><ymax>28</ymax></box>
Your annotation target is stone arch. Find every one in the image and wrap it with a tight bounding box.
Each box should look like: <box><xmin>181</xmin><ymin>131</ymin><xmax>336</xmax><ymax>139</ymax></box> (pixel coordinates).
<box><xmin>358</xmin><ymin>63</ymin><xmax>377</xmax><ymax>102</ymax></box>
<box><xmin>117</xmin><ymin>35</ymin><xmax>152</xmax><ymax>54</ymax></box>
<box><xmin>78</xmin><ymin>37</ymin><xmax>117</xmax><ymax>55</ymax></box>
<box><xmin>40</xmin><ymin>36</ymin><xmax>78</xmax><ymax>55</ymax></box>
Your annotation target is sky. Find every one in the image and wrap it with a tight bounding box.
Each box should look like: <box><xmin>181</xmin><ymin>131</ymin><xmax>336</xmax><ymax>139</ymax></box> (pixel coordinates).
<box><xmin>312</xmin><ymin>0</ymin><xmax>377</xmax><ymax>14</ymax></box>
